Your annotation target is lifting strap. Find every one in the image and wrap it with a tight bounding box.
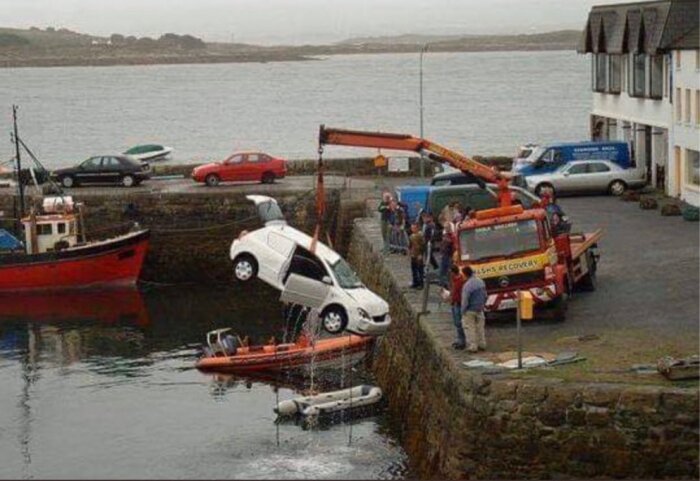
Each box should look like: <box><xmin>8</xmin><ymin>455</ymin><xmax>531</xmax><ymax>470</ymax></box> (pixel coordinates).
<box><xmin>310</xmin><ymin>145</ymin><xmax>325</xmax><ymax>254</ymax></box>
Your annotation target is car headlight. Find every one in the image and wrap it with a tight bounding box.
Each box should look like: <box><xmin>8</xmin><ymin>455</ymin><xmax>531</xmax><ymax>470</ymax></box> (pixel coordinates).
<box><xmin>357</xmin><ymin>308</ymin><xmax>371</xmax><ymax>319</ymax></box>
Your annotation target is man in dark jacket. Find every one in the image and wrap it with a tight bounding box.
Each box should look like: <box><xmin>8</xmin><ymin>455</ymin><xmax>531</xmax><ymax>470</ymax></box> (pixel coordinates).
<box><xmin>461</xmin><ymin>266</ymin><xmax>487</xmax><ymax>353</ymax></box>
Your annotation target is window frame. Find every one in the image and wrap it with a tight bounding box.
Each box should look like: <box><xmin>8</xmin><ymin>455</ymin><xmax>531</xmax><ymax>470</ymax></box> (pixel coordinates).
<box><xmin>608</xmin><ymin>54</ymin><xmax>622</xmax><ymax>94</ymax></box>
<box><xmin>649</xmin><ymin>55</ymin><xmax>663</xmax><ymax>100</ymax></box>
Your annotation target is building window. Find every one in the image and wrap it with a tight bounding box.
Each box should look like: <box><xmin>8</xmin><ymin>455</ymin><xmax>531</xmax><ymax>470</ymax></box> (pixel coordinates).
<box><xmin>676</xmin><ymin>88</ymin><xmax>682</xmax><ymax>122</ymax></box>
<box><xmin>609</xmin><ymin>55</ymin><xmax>621</xmax><ymax>93</ymax></box>
<box><xmin>676</xmin><ymin>50</ymin><xmax>681</xmax><ymax>69</ymax></box>
<box><xmin>57</xmin><ymin>222</ymin><xmax>66</xmax><ymax>234</ymax></box>
<box><xmin>650</xmin><ymin>55</ymin><xmax>663</xmax><ymax>99</ymax></box>
<box><xmin>593</xmin><ymin>53</ymin><xmax>608</xmax><ymax>92</ymax></box>
<box><xmin>630</xmin><ymin>54</ymin><xmax>646</xmax><ymax>97</ymax></box>
<box><xmin>685</xmin><ymin>89</ymin><xmax>692</xmax><ymax>123</ymax></box>
<box><xmin>696</xmin><ymin>90</ymin><xmax>700</xmax><ymax>125</ymax></box>
<box><xmin>686</xmin><ymin>149</ymin><xmax>700</xmax><ymax>186</ymax></box>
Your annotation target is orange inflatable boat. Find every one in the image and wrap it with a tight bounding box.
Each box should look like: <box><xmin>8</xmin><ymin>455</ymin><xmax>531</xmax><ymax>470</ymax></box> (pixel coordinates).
<box><xmin>195</xmin><ymin>329</ymin><xmax>374</xmax><ymax>373</ymax></box>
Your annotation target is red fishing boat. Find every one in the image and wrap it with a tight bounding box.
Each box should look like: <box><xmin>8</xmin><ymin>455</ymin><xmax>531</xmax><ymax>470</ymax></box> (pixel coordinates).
<box><xmin>196</xmin><ymin>329</ymin><xmax>374</xmax><ymax>373</ymax></box>
<box><xmin>0</xmin><ymin>196</ymin><xmax>149</xmax><ymax>292</ymax></box>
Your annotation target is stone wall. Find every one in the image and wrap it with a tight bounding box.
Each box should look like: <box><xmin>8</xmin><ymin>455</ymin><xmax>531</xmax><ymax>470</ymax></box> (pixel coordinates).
<box><xmin>0</xmin><ymin>189</ymin><xmax>344</xmax><ymax>284</ymax></box>
<box><xmin>347</xmin><ymin>218</ymin><xmax>699</xmax><ymax>479</ymax></box>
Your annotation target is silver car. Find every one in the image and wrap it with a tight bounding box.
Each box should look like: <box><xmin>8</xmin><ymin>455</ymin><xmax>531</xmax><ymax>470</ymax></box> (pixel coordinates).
<box><xmin>524</xmin><ymin>160</ymin><xmax>646</xmax><ymax>197</ymax></box>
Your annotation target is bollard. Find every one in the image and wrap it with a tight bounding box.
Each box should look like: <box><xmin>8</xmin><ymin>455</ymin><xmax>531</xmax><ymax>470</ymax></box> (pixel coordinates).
<box><xmin>516</xmin><ymin>291</ymin><xmax>534</xmax><ymax>369</ymax></box>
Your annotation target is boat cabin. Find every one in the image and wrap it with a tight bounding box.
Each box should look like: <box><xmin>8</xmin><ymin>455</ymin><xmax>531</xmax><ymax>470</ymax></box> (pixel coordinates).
<box><xmin>21</xmin><ymin>196</ymin><xmax>80</xmax><ymax>254</ymax></box>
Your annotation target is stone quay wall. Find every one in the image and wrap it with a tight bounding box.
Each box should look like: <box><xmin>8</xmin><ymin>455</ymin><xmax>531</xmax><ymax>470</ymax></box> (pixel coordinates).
<box><xmin>347</xmin><ymin>217</ymin><xmax>699</xmax><ymax>479</ymax></box>
<box><xmin>0</xmin><ymin>189</ymin><xmax>344</xmax><ymax>284</ymax></box>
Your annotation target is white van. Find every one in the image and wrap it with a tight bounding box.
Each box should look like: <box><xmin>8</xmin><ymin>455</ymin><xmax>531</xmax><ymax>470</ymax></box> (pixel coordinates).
<box><xmin>230</xmin><ymin>195</ymin><xmax>391</xmax><ymax>336</ymax></box>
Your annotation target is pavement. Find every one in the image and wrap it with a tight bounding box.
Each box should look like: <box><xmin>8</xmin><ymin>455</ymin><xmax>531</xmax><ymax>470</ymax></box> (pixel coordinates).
<box><xmin>373</xmin><ymin>193</ymin><xmax>699</xmax><ymax>384</ymax></box>
<box><xmin>22</xmin><ymin>175</ymin><xmax>377</xmax><ymax>197</ymax></box>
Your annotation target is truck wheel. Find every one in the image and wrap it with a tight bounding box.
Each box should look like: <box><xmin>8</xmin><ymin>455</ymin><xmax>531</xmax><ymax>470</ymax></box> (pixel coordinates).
<box><xmin>549</xmin><ymin>295</ymin><xmax>568</xmax><ymax>322</ymax></box>
<box><xmin>535</xmin><ymin>183</ymin><xmax>555</xmax><ymax>197</ymax></box>
<box><xmin>579</xmin><ymin>252</ymin><xmax>597</xmax><ymax>291</ymax></box>
<box><xmin>608</xmin><ymin>180</ymin><xmax>627</xmax><ymax>196</ymax></box>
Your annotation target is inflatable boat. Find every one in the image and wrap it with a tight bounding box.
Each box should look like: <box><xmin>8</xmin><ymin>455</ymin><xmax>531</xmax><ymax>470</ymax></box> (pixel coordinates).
<box><xmin>274</xmin><ymin>385</ymin><xmax>383</xmax><ymax>417</ymax></box>
<box><xmin>195</xmin><ymin>328</ymin><xmax>374</xmax><ymax>373</ymax></box>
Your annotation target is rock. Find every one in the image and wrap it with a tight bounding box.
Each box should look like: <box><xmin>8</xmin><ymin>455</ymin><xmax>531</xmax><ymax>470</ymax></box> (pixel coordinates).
<box><xmin>639</xmin><ymin>197</ymin><xmax>659</xmax><ymax>210</ymax></box>
<box><xmin>585</xmin><ymin>406</ymin><xmax>611</xmax><ymax>426</ymax></box>
<box><xmin>582</xmin><ymin>384</ymin><xmax>621</xmax><ymax>407</ymax></box>
<box><xmin>517</xmin><ymin>383</ymin><xmax>548</xmax><ymax>403</ymax></box>
<box><xmin>660</xmin><ymin>203</ymin><xmax>682</xmax><ymax>216</ymax></box>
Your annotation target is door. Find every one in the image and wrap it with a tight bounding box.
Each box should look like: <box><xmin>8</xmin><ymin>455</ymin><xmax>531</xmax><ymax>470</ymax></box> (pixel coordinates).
<box><xmin>243</xmin><ymin>153</ymin><xmax>263</xmax><ymax>181</ymax></box>
<box><xmin>557</xmin><ymin>163</ymin><xmax>591</xmax><ymax>192</ymax></box>
<box><xmin>221</xmin><ymin>153</ymin><xmax>244</xmax><ymax>181</ymax></box>
<box><xmin>279</xmin><ymin>251</ymin><xmax>332</xmax><ymax>308</ymax></box>
<box><xmin>75</xmin><ymin>157</ymin><xmax>102</xmax><ymax>183</ymax></box>
<box><xmin>264</xmin><ymin>231</ymin><xmax>295</xmax><ymax>285</ymax></box>
<box><xmin>100</xmin><ymin>156</ymin><xmax>123</xmax><ymax>184</ymax></box>
<box><xmin>582</xmin><ymin>162</ymin><xmax>613</xmax><ymax>192</ymax></box>
<box><xmin>280</xmin><ymin>273</ymin><xmax>331</xmax><ymax>309</ymax></box>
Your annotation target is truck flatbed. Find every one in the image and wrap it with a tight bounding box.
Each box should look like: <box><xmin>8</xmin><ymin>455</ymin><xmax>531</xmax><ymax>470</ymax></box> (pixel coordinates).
<box><xmin>569</xmin><ymin>229</ymin><xmax>603</xmax><ymax>260</ymax></box>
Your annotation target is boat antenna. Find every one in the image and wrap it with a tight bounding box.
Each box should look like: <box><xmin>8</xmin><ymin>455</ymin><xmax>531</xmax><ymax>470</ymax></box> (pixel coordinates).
<box><xmin>11</xmin><ymin>105</ymin><xmax>25</xmax><ymax>228</ymax></box>
<box><xmin>12</xmin><ymin>106</ymin><xmax>25</xmax><ymax>214</ymax></box>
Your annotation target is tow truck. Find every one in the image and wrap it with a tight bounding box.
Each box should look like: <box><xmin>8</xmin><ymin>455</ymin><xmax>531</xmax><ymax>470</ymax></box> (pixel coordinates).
<box><xmin>318</xmin><ymin>126</ymin><xmax>603</xmax><ymax>320</ymax></box>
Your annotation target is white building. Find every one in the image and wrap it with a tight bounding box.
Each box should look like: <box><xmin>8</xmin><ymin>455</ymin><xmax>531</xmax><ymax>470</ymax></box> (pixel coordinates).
<box><xmin>579</xmin><ymin>0</ymin><xmax>699</xmax><ymax>206</ymax></box>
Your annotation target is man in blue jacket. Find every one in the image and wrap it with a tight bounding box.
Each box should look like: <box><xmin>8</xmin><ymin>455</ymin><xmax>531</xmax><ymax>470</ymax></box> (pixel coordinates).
<box><xmin>461</xmin><ymin>266</ymin><xmax>487</xmax><ymax>353</ymax></box>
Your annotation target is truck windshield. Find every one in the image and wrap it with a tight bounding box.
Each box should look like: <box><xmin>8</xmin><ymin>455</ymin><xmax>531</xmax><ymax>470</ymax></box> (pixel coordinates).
<box><xmin>330</xmin><ymin>258</ymin><xmax>363</xmax><ymax>289</ymax></box>
<box><xmin>459</xmin><ymin>219</ymin><xmax>541</xmax><ymax>261</ymax></box>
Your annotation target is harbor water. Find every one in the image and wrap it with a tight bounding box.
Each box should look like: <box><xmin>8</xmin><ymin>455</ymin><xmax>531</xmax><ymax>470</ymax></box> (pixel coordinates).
<box><xmin>0</xmin><ymin>50</ymin><xmax>589</xmax><ymax>168</ymax></box>
<box><xmin>0</xmin><ymin>285</ymin><xmax>408</xmax><ymax>479</ymax></box>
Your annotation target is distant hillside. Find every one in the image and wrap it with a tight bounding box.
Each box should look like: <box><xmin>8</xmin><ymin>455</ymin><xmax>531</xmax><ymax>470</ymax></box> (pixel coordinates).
<box><xmin>336</xmin><ymin>30</ymin><xmax>581</xmax><ymax>51</ymax></box>
<box><xmin>0</xmin><ymin>26</ymin><xmax>581</xmax><ymax>68</ymax></box>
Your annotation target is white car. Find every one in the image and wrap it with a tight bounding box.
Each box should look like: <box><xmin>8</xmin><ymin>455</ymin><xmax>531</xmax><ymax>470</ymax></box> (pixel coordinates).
<box><xmin>524</xmin><ymin>160</ymin><xmax>647</xmax><ymax>197</ymax></box>
<box><xmin>230</xmin><ymin>195</ymin><xmax>391</xmax><ymax>336</ymax></box>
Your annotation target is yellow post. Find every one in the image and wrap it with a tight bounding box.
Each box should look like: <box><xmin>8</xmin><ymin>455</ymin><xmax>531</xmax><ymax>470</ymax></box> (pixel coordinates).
<box><xmin>519</xmin><ymin>291</ymin><xmax>534</xmax><ymax>320</ymax></box>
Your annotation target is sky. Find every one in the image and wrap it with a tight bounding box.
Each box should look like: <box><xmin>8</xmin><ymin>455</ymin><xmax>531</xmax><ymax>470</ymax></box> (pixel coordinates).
<box><xmin>1</xmin><ymin>0</ymin><xmax>642</xmax><ymax>45</ymax></box>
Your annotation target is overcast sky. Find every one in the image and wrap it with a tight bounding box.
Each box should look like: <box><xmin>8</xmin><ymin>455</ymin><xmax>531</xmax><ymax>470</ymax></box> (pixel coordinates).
<box><xmin>2</xmin><ymin>0</ymin><xmax>640</xmax><ymax>45</ymax></box>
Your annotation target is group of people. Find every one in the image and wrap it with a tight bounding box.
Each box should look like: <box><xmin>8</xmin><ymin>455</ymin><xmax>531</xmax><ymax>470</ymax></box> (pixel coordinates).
<box><xmin>377</xmin><ymin>189</ymin><xmax>569</xmax><ymax>354</ymax></box>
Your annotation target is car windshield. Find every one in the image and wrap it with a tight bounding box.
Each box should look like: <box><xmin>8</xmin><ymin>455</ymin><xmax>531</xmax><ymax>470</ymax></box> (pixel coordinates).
<box><xmin>459</xmin><ymin>219</ymin><xmax>541</xmax><ymax>261</ymax></box>
<box><xmin>257</xmin><ymin>201</ymin><xmax>285</xmax><ymax>223</ymax></box>
<box><xmin>330</xmin><ymin>258</ymin><xmax>363</xmax><ymax>289</ymax></box>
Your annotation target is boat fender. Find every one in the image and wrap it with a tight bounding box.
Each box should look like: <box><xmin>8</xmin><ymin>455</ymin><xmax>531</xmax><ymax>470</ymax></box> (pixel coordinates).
<box><xmin>274</xmin><ymin>399</ymin><xmax>305</xmax><ymax>416</ymax></box>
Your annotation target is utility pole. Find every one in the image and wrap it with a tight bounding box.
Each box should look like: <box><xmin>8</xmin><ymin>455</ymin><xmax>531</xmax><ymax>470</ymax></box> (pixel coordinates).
<box><xmin>12</xmin><ymin>105</ymin><xmax>25</xmax><ymax>222</ymax></box>
<box><xmin>419</xmin><ymin>43</ymin><xmax>429</xmax><ymax>178</ymax></box>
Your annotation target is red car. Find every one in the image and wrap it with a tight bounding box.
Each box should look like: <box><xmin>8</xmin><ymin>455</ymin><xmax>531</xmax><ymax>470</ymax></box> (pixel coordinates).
<box><xmin>192</xmin><ymin>151</ymin><xmax>287</xmax><ymax>186</ymax></box>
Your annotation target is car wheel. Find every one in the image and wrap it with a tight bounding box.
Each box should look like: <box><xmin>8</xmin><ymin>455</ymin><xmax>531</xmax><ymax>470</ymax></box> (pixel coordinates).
<box><xmin>205</xmin><ymin>174</ymin><xmax>221</xmax><ymax>187</ymax></box>
<box><xmin>579</xmin><ymin>251</ymin><xmax>597</xmax><ymax>291</ymax></box>
<box><xmin>61</xmin><ymin>176</ymin><xmax>75</xmax><ymax>188</ymax></box>
<box><xmin>608</xmin><ymin>179</ymin><xmax>627</xmax><ymax>196</ymax></box>
<box><xmin>121</xmin><ymin>175</ymin><xmax>135</xmax><ymax>188</ymax></box>
<box><xmin>262</xmin><ymin>172</ymin><xmax>275</xmax><ymax>184</ymax></box>
<box><xmin>535</xmin><ymin>183</ymin><xmax>555</xmax><ymax>197</ymax></box>
<box><xmin>232</xmin><ymin>254</ymin><xmax>258</xmax><ymax>282</ymax></box>
<box><xmin>321</xmin><ymin>306</ymin><xmax>348</xmax><ymax>334</ymax></box>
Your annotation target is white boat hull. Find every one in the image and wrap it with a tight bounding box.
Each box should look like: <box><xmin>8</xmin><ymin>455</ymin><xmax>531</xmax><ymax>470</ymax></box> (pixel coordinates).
<box><xmin>129</xmin><ymin>147</ymin><xmax>172</xmax><ymax>162</ymax></box>
<box><xmin>275</xmin><ymin>385</ymin><xmax>382</xmax><ymax>417</ymax></box>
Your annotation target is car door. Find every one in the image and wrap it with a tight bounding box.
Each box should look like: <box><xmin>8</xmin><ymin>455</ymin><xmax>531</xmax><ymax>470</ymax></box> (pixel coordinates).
<box><xmin>263</xmin><ymin>230</ymin><xmax>295</xmax><ymax>286</ymax></box>
<box><xmin>557</xmin><ymin>163</ymin><xmax>591</xmax><ymax>192</ymax></box>
<box><xmin>100</xmin><ymin>156</ymin><xmax>123</xmax><ymax>184</ymax></box>
<box><xmin>218</xmin><ymin>154</ymin><xmax>242</xmax><ymax>181</ymax></box>
<box><xmin>279</xmin><ymin>251</ymin><xmax>331</xmax><ymax>309</ymax></box>
<box><xmin>75</xmin><ymin>157</ymin><xmax>102</xmax><ymax>184</ymax></box>
<box><xmin>585</xmin><ymin>162</ymin><xmax>614</xmax><ymax>192</ymax></box>
<box><xmin>244</xmin><ymin>153</ymin><xmax>263</xmax><ymax>181</ymax></box>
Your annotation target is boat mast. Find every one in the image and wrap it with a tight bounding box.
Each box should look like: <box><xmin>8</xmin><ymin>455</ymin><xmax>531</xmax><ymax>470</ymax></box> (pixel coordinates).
<box><xmin>12</xmin><ymin>105</ymin><xmax>25</xmax><ymax>222</ymax></box>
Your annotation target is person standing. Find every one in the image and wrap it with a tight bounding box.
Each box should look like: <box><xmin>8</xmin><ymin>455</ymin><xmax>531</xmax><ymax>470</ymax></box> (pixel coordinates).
<box><xmin>461</xmin><ymin>266</ymin><xmax>487</xmax><ymax>353</ymax></box>
<box><xmin>439</xmin><ymin>223</ymin><xmax>455</xmax><ymax>287</ymax></box>
<box><xmin>408</xmin><ymin>222</ymin><xmax>426</xmax><ymax>289</ymax></box>
<box><xmin>450</xmin><ymin>264</ymin><xmax>467</xmax><ymax>350</ymax></box>
<box><xmin>378</xmin><ymin>192</ymin><xmax>393</xmax><ymax>254</ymax></box>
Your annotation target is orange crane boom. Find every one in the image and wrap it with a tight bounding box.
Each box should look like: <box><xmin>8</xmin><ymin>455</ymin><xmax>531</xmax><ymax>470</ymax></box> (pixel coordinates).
<box><xmin>318</xmin><ymin>125</ymin><xmax>513</xmax><ymax>206</ymax></box>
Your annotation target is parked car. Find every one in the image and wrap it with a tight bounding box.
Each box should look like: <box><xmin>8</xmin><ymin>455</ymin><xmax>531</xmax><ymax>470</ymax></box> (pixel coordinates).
<box><xmin>512</xmin><ymin>141</ymin><xmax>633</xmax><ymax>178</ymax></box>
<box><xmin>430</xmin><ymin>171</ymin><xmax>484</xmax><ymax>186</ymax></box>
<box><xmin>230</xmin><ymin>195</ymin><xmax>391</xmax><ymax>336</ymax></box>
<box><xmin>524</xmin><ymin>160</ymin><xmax>646</xmax><ymax>196</ymax></box>
<box><xmin>192</xmin><ymin>152</ymin><xmax>287</xmax><ymax>187</ymax></box>
<box><xmin>51</xmin><ymin>155</ymin><xmax>150</xmax><ymax>188</ymax></box>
